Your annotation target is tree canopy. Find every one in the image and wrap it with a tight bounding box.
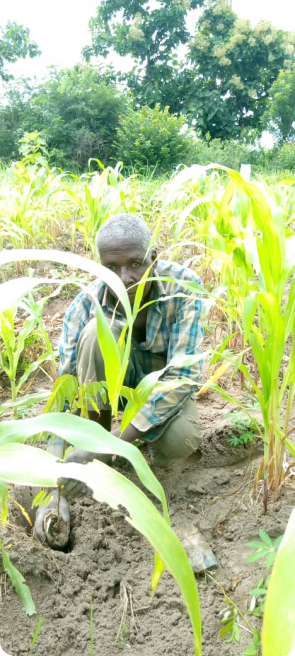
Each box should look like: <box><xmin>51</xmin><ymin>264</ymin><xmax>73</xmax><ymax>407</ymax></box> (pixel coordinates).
<box><xmin>262</xmin><ymin>64</ymin><xmax>295</xmax><ymax>142</ymax></box>
<box><xmin>0</xmin><ymin>22</ymin><xmax>40</xmax><ymax>81</ymax></box>
<box><xmin>187</xmin><ymin>1</ymin><xmax>295</xmax><ymax>139</ymax></box>
<box><xmin>83</xmin><ymin>0</ymin><xmax>205</xmax><ymax>111</ymax></box>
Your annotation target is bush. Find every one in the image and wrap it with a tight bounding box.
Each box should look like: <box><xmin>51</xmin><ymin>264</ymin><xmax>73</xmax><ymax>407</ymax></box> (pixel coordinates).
<box><xmin>269</xmin><ymin>143</ymin><xmax>295</xmax><ymax>171</ymax></box>
<box><xmin>113</xmin><ymin>104</ymin><xmax>195</xmax><ymax>172</ymax></box>
<box><xmin>193</xmin><ymin>137</ymin><xmax>255</xmax><ymax>171</ymax></box>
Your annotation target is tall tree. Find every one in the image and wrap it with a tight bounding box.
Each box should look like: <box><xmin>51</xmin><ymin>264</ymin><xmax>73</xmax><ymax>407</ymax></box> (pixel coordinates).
<box><xmin>187</xmin><ymin>0</ymin><xmax>295</xmax><ymax>139</ymax></box>
<box><xmin>262</xmin><ymin>64</ymin><xmax>295</xmax><ymax>142</ymax></box>
<box><xmin>0</xmin><ymin>22</ymin><xmax>40</xmax><ymax>81</ymax></box>
<box><xmin>83</xmin><ymin>0</ymin><xmax>204</xmax><ymax>112</ymax></box>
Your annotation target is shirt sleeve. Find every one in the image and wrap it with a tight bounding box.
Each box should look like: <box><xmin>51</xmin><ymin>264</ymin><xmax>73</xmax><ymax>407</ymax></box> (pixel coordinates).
<box><xmin>58</xmin><ymin>291</ymin><xmax>93</xmax><ymax>377</ymax></box>
<box><xmin>131</xmin><ymin>290</ymin><xmax>203</xmax><ymax>442</ymax></box>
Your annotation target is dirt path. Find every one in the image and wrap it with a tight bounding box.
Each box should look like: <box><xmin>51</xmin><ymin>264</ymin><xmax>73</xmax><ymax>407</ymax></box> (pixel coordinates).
<box><xmin>1</xmin><ymin>393</ymin><xmax>294</xmax><ymax>656</ymax></box>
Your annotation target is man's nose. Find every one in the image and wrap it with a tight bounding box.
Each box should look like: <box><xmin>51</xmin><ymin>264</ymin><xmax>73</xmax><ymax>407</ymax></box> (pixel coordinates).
<box><xmin>120</xmin><ymin>267</ymin><xmax>134</xmax><ymax>287</ymax></box>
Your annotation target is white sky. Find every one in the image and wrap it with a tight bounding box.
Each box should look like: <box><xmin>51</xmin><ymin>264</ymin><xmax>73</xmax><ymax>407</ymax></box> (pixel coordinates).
<box><xmin>0</xmin><ymin>0</ymin><xmax>294</xmax><ymax>82</ymax></box>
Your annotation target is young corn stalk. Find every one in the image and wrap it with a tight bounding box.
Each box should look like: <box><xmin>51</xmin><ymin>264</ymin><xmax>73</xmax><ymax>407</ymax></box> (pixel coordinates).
<box><xmin>0</xmin><ymin>306</ymin><xmax>54</xmax><ymax>418</ymax></box>
<box><xmin>205</xmin><ymin>170</ymin><xmax>295</xmax><ymax>507</ymax></box>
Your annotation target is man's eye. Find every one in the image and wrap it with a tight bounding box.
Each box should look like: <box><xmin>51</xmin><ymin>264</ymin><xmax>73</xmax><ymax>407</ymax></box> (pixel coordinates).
<box><xmin>131</xmin><ymin>262</ymin><xmax>141</xmax><ymax>268</ymax></box>
<box><xmin>108</xmin><ymin>265</ymin><xmax>117</xmax><ymax>271</ymax></box>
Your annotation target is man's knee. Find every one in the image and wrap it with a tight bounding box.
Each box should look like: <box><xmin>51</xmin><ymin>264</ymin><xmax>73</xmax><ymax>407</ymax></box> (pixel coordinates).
<box><xmin>154</xmin><ymin>398</ymin><xmax>201</xmax><ymax>460</ymax></box>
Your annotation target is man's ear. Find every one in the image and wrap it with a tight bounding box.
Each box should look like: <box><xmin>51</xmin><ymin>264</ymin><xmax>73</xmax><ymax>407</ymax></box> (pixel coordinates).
<box><xmin>151</xmin><ymin>248</ymin><xmax>157</xmax><ymax>263</ymax></box>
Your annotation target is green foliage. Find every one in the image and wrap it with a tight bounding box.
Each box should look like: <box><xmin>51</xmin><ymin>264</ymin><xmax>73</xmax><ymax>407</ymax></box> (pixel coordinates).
<box><xmin>0</xmin><ymin>22</ymin><xmax>40</xmax><ymax>81</ymax></box>
<box><xmin>194</xmin><ymin>138</ymin><xmax>256</xmax><ymax>171</ymax></box>
<box><xmin>224</xmin><ymin>407</ymin><xmax>259</xmax><ymax>447</ymax></box>
<box><xmin>0</xmin><ymin>64</ymin><xmax>127</xmax><ymax>170</ymax></box>
<box><xmin>269</xmin><ymin>143</ymin><xmax>295</xmax><ymax>170</ymax></box>
<box><xmin>29</xmin><ymin>617</ymin><xmax>43</xmax><ymax>655</ymax></box>
<box><xmin>65</xmin><ymin>161</ymin><xmax>146</xmax><ymax>254</ymax></box>
<box><xmin>246</xmin><ymin>531</ymin><xmax>283</xmax><ymax>569</ymax></box>
<box><xmin>188</xmin><ymin>1</ymin><xmax>295</xmax><ymax>138</ymax></box>
<box><xmin>18</xmin><ymin>131</ymin><xmax>49</xmax><ymax>168</ymax></box>
<box><xmin>114</xmin><ymin>104</ymin><xmax>195</xmax><ymax>171</ymax></box>
<box><xmin>0</xmin><ymin>305</ymin><xmax>54</xmax><ymax>417</ymax></box>
<box><xmin>83</xmin><ymin>0</ymin><xmax>204</xmax><ymax>112</ymax></box>
<box><xmin>263</xmin><ymin>64</ymin><xmax>295</xmax><ymax>142</ymax></box>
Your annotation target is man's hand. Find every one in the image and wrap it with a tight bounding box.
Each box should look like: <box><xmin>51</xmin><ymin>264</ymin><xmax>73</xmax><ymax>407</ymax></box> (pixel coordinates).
<box><xmin>33</xmin><ymin>490</ymin><xmax>70</xmax><ymax>549</ymax></box>
<box><xmin>58</xmin><ymin>448</ymin><xmax>112</xmax><ymax>499</ymax></box>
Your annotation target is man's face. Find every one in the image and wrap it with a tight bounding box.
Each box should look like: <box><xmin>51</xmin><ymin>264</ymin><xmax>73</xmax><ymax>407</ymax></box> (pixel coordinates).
<box><xmin>99</xmin><ymin>236</ymin><xmax>157</xmax><ymax>305</ymax></box>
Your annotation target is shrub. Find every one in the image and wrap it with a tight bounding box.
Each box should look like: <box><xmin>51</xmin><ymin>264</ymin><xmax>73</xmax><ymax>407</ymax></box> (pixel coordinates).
<box><xmin>113</xmin><ymin>104</ymin><xmax>195</xmax><ymax>172</ymax></box>
<box><xmin>194</xmin><ymin>137</ymin><xmax>255</xmax><ymax>171</ymax></box>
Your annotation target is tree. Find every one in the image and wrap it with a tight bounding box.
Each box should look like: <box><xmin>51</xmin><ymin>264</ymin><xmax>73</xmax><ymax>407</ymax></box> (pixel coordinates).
<box><xmin>262</xmin><ymin>64</ymin><xmax>295</xmax><ymax>142</ymax></box>
<box><xmin>83</xmin><ymin>0</ymin><xmax>204</xmax><ymax>112</ymax></box>
<box><xmin>187</xmin><ymin>0</ymin><xmax>295</xmax><ymax>139</ymax></box>
<box><xmin>113</xmin><ymin>104</ymin><xmax>195</xmax><ymax>171</ymax></box>
<box><xmin>0</xmin><ymin>64</ymin><xmax>127</xmax><ymax>169</ymax></box>
<box><xmin>0</xmin><ymin>22</ymin><xmax>40</xmax><ymax>81</ymax></box>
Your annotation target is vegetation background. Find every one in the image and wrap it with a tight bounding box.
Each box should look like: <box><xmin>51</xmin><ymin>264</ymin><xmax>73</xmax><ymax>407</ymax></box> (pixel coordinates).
<box><xmin>0</xmin><ymin>0</ymin><xmax>295</xmax><ymax>174</ymax></box>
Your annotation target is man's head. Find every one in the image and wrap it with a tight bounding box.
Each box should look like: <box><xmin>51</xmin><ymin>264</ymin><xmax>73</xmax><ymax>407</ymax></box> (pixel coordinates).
<box><xmin>95</xmin><ymin>214</ymin><xmax>157</xmax><ymax>303</ymax></box>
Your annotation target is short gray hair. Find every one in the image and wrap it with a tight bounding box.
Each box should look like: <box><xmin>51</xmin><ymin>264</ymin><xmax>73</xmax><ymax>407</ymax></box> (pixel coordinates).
<box><xmin>95</xmin><ymin>213</ymin><xmax>151</xmax><ymax>255</ymax></box>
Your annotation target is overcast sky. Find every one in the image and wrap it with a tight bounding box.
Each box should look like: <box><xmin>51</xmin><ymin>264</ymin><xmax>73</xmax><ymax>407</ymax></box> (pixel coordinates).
<box><xmin>0</xmin><ymin>0</ymin><xmax>294</xmax><ymax>80</ymax></box>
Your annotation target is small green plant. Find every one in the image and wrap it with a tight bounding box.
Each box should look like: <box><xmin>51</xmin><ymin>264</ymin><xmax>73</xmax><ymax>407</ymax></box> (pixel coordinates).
<box><xmin>246</xmin><ymin>530</ymin><xmax>283</xmax><ymax>619</ymax></box>
<box><xmin>218</xmin><ymin>531</ymin><xmax>283</xmax><ymax>655</ymax></box>
<box><xmin>18</xmin><ymin>132</ymin><xmax>48</xmax><ymax>168</ymax></box>
<box><xmin>0</xmin><ymin>305</ymin><xmax>54</xmax><ymax>418</ymax></box>
<box><xmin>29</xmin><ymin>617</ymin><xmax>43</xmax><ymax>655</ymax></box>
<box><xmin>0</xmin><ymin>539</ymin><xmax>35</xmax><ymax>616</ymax></box>
<box><xmin>225</xmin><ymin>410</ymin><xmax>259</xmax><ymax>448</ymax></box>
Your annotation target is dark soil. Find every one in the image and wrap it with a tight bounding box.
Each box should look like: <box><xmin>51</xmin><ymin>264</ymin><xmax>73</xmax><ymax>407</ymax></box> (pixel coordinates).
<box><xmin>1</xmin><ymin>391</ymin><xmax>295</xmax><ymax>656</ymax></box>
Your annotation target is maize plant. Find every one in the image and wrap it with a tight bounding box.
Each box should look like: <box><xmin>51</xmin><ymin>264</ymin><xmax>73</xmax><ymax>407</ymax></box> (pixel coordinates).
<box><xmin>202</xmin><ymin>169</ymin><xmax>295</xmax><ymax>506</ymax></box>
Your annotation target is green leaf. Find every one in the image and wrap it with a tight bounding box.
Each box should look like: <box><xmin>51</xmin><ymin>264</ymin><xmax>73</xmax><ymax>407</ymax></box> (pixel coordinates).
<box><xmin>259</xmin><ymin>530</ymin><xmax>273</xmax><ymax>546</ymax></box>
<box><xmin>0</xmin><ymin>413</ymin><xmax>169</xmax><ymax>521</ymax></box>
<box><xmin>43</xmin><ymin>375</ymin><xmax>78</xmax><ymax>413</ymax></box>
<box><xmin>285</xmin><ymin>438</ymin><xmax>295</xmax><ymax>458</ymax></box>
<box><xmin>1</xmin><ymin>541</ymin><xmax>35</xmax><ymax>615</ymax></box>
<box><xmin>0</xmin><ymin>481</ymin><xmax>8</xmax><ymax>527</ymax></box>
<box><xmin>32</xmin><ymin>490</ymin><xmax>53</xmax><ymax>508</ymax></box>
<box><xmin>29</xmin><ymin>617</ymin><xmax>43</xmax><ymax>654</ymax></box>
<box><xmin>0</xmin><ymin>391</ymin><xmax>50</xmax><ymax>418</ymax></box>
<box><xmin>242</xmin><ymin>629</ymin><xmax>261</xmax><ymax>656</ymax></box>
<box><xmin>0</xmin><ymin>443</ymin><xmax>61</xmax><ymax>487</ymax></box>
<box><xmin>262</xmin><ymin>508</ymin><xmax>295</xmax><ymax>656</ymax></box>
<box><xmin>247</xmin><ymin>540</ymin><xmax>267</xmax><ymax>549</ymax></box>
<box><xmin>243</xmin><ymin>294</ymin><xmax>258</xmax><ymax>342</ymax></box>
<box><xmin>0</xmin><ymin>250</ymin><xmax>132</xmax><ymax>324</ymax></box>
<box><xmin>95</xmin><ymin>305</ymin><xmax>122</xmax><ymax>415</ymax></box>
<box><xmin>245</xmin><ymin>550</ymin><xmax>270</xmax><ymax>564</ymax></box>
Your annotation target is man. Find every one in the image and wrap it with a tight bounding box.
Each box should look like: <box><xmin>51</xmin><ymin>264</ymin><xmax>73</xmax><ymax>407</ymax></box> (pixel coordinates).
<box><xmin>35</xmin><ymin>213</ymin><xmax>203</xmax><ymax>544</ymax></box>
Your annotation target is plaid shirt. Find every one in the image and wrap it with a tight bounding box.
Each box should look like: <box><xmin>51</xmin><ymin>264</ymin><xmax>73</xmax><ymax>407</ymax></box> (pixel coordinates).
<box><xmin>59</xmin><ymin>260</ymin><xmax>203</xmax><ymax>441</ymax></box>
